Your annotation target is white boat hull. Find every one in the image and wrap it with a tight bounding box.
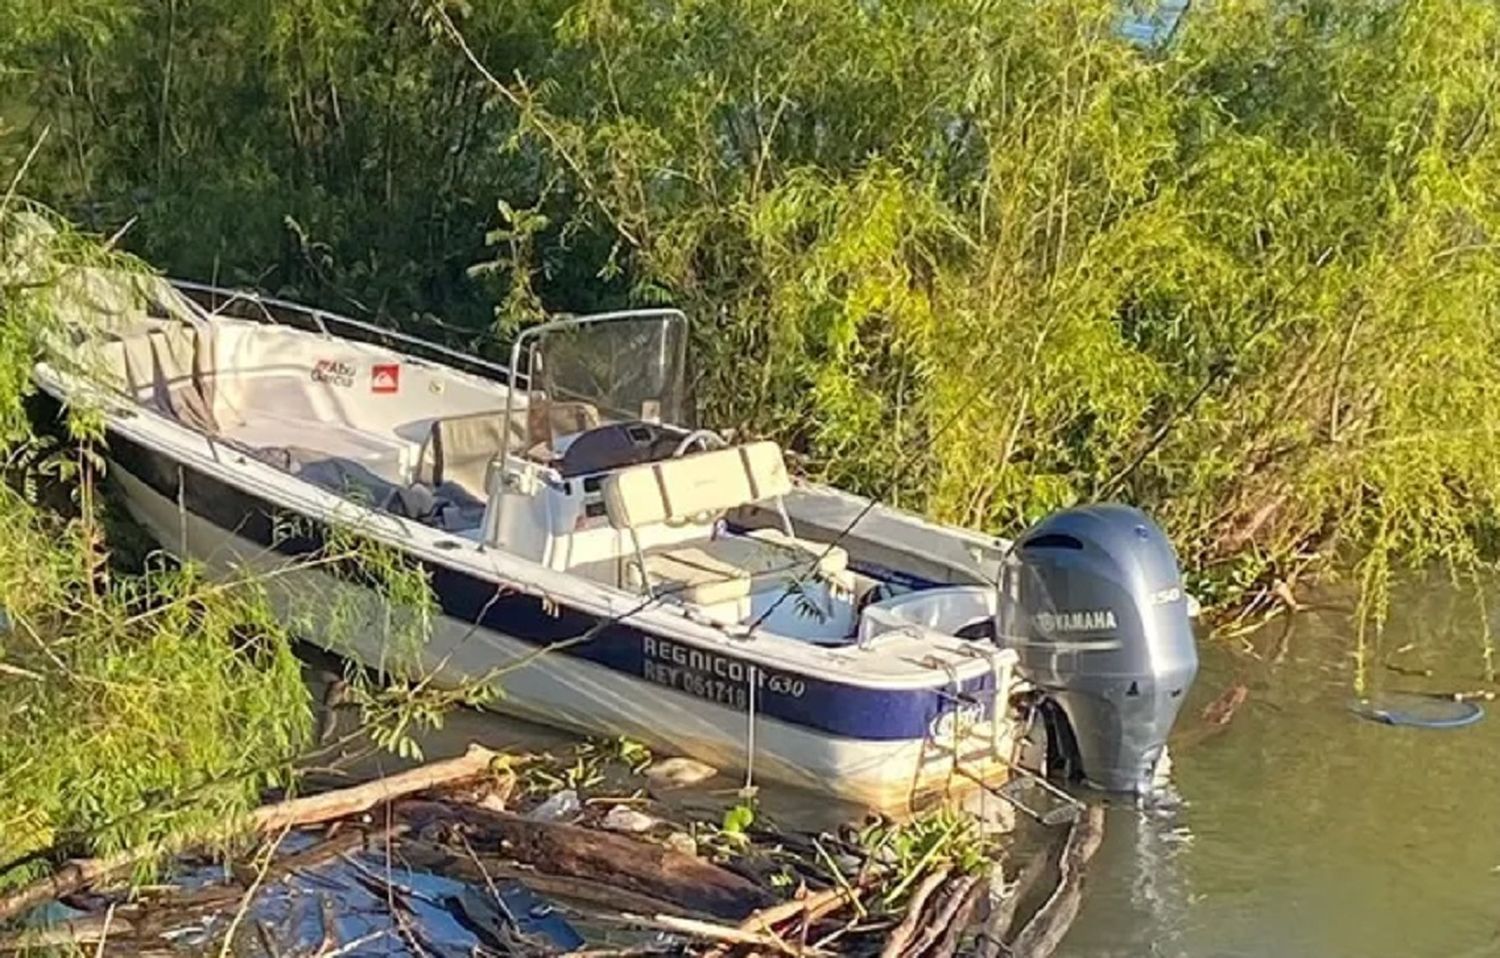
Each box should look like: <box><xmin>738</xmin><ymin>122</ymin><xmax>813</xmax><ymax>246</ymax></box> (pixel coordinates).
<box><xmin>112</xmin><ymin>465</ymin><xmax>1011</xmax><ymax>809</ymax></box>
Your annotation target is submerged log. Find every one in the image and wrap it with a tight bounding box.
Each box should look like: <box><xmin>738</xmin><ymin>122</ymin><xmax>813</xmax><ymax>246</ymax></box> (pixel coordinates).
<box><xmin>1201</xmin><ymin>684</ymin><xmax>1249</xmax><ymax>726</ymax></box>
<box><xmin>0</xmin><ymin>853</ymin><xmax>142</xmax><ymax>928</ymax></box>
<box><xmin>1383</xmin><ymin>662</ymin><xmax>1434</xmax><ymax>678</ymax></box>
<box><xmin>1006</xmin><ymin>805</ymin><xmax>1105</xmax><ymax>958</ymax></box>
<box><xmin>1171</xmin><ymin>683</ymin><xmax>1250</xmax><ymax>753</ymax></box>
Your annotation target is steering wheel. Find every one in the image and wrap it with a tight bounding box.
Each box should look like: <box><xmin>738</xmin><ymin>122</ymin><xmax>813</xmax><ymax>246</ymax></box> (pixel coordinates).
<box><xmin>672</xmin><ymin>429</ymin><xmax>728</xmax><ymax>458</ymax></box>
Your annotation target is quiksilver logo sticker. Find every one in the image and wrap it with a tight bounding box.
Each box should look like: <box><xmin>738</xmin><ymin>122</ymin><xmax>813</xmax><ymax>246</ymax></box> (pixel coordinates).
<box><xmin>371</xmin><ymin>363</ymin><xmax>400</xmax><ymax>394</ymax></box>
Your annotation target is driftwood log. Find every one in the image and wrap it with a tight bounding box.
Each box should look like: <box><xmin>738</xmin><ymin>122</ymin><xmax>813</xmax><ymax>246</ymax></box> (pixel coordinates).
<box><xmin>878</xmin><ymin>866</ymin><xmax>951</xmax><ymax>958</ymax></box>
<box><xmin>398</xmin><ymin>799</ymin><xmax>773</xmax><ymax>919</ymax></box>
<box><xmin>2</xmin><ymin>740</ymin><xmax>1104</xmax><ymax>958</ymax></box>
<box><xmin>399</xmin><ymin>839</ymin><xmax>709</xmax><ymax>919</ymax></box>
<box><xmin>737</xmin><ymin>882</ymin><xmax>863</xmax><ymax>936</ymax></box>
<box><xmin>929</xmin><ymin>879</ymin><xmax>987</xmax><ymax>958</ymax></box>
<box><xmin>0</xmin><ymin>744</ymin><xmax>500</xmax><ymax>924</ymax></box>
<box><xmin>978</xmin><ymin>837</ymin><xmax>1054</xmax><ymax>958</ymax></box>
<box><xmin>622</xmin><ymin>912</ymin><xmax>828</xmax><ymax>956</ymax></box>
<box><xmin>903</xmin><ymin>874</ymin><xmax>981</xmax><ymax>958</ymax></box>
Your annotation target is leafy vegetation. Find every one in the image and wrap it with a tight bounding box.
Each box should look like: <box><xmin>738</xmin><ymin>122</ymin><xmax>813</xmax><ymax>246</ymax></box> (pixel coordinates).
<box><xmin>7</xmin><ymin>0</ymin><xmax>1498</xmax><ymax>631</ymax></box>
<box><xmin>1</xmin><ymin>0</ymin><xmax>1498</xmax><ymax>894</ymax></box>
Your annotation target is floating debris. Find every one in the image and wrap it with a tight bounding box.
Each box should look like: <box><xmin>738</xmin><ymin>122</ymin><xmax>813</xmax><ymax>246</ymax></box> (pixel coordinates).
<box><xmin>0</xmin><ymin>740</ymin><xmax>1104</xmax><ymax>957</ymax></box>
<box><xmin>602</xmin><ymin>805</ymin><xmax>660</xmax><ymax>834</ymax></box>
<box><xmin>646</xmin><ymin>757</ymin><xmax>720</xmax><ymax>789</ymax></box>
<box><xmin>1350</xmin><ymin>692</ymin><xmax>1485</xmax><ymax>729</ymax></box>
<box><xmin>526</xmin><ymin>788</ymin><xmax>582</xmax><ymax>823</ymax></box>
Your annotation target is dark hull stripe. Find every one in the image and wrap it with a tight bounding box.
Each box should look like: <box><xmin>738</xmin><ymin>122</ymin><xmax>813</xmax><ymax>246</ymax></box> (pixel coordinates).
<box><xmin>106</xmin><ymin>429</ymin><xmax>996</xmax><ymax>742</ymax></box>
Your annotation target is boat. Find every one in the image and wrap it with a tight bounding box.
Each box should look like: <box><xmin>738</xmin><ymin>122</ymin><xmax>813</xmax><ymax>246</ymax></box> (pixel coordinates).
<box><xmin>34</xmin><ymin>269</ymin><xmax>1199</xmax><ymax>808</ymax></box>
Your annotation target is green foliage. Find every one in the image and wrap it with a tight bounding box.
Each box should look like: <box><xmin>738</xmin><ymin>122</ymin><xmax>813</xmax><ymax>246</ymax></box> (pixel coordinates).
<box><xmin>480</xmin><ymin>0</ymin><xmax>1500</xmax><ymax>622</ymax></box>
<box><xmin>6</xmin><ymin>0</ymin><xmax>1500</xmax><ymax>627</ymax></box>
<box><xmin>0</xmin><ymin>515</ymin><xmax>311</xmax><ymax>882</ymax></box>
<box><xmin>0</xmin><ymin>210</ymin><xmax>312</xmax><ymax>882</ymax></box>
<box><xmin>516</xmin><ymin>736</ymin><xmax>655</xmax><ymax>796</ymax></box>
<box><xmin>3</xmin><ymin>0</ymin><xmax>588</xmax><ymax>332</ymax></box>
<box><xmin>721</xmin><ymin>799</ymin><xmax>756</xmax><ymax>837</ymax></box>
<box><xmin>0</xmin><ymin>205</ymin><xmax>454</xmax><ymax>889</ymax></box>
<box><xmin>858</xmin><ymin>807</ymin><xmax>999</xmax><ymax>902</ymax></box>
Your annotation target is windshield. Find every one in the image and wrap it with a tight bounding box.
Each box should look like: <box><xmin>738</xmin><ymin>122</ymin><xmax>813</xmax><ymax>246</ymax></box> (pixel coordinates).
<box><xmin>505</xmin><ymin>310</ymin><xmax>690</xmax><ymax>455</ymax></box>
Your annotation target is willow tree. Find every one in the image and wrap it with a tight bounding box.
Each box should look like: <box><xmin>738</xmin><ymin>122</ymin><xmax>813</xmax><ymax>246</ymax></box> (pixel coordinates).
<box><xmin>440</xmin><ymin>0</ymin><xmax>1500</xmax><ymax>622</ymax></box>
<box><xmin>7</xmin><ymin>0</ymin><xmax>1500</xmax><ymax>635</ymax></box>
<box><xmin>0</xmin><ymin>203</ymin><xmax>462</xmax><ymax>890</ymax></box>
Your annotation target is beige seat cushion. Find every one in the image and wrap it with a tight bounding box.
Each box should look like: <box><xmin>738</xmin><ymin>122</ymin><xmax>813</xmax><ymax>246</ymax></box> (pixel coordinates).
<box><xmin>415</xmin><ymin>410</ymin><xmax>522</xmax><ymax>497</ymax></box>
<box><xmin>743</xmin><ymin>527</ymin><xmax>848</xmax><ymax>575</ymax></box>
<box><xmin>416</xmin><ymin>401</ymin><xmax>604</xmax><ymax>495</ymax></box>
<box><xmin>629</xmin><ymin>532</ymin><xmax>850</xmax><ymax>606</ymax></box>
<box><xmin>603</xmin><ymin>440</ymin><xmax>792</xmax><ymax>529</ymax></box>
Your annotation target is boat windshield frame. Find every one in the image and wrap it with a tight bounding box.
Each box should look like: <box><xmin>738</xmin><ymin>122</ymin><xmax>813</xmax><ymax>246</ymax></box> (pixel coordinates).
<box><xmin>501</xmin><ymin>308</ymin><xmax>690</xmax><ymax>457</ymax></box>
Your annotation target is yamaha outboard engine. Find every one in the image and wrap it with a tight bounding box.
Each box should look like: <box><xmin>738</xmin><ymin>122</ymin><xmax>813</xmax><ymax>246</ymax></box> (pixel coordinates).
<box><xmin>1002</xmin><ymin>504</ymin><xmax>1197</xmax><ymax>793</ymax></box>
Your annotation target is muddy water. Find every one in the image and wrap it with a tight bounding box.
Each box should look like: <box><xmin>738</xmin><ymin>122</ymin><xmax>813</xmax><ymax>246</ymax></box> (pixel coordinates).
<box><xmin>1060</xmin><ymin>581</ymin><xmax>1500</xmax><ymax>958</ymax></box>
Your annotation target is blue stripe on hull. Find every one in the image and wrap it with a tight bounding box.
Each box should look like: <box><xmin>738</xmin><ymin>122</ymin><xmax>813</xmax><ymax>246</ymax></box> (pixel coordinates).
<box><xmin>106</xmin><ymin>430</ymin><xmax>996</xmax><ymax>742</ymax></box>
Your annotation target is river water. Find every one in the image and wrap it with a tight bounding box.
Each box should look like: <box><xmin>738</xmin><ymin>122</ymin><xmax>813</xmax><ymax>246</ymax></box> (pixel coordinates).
<box><xmin>1060</xmin><ymin>580</ymin><xmax>1500</xmax><ymax>958</ymax></box>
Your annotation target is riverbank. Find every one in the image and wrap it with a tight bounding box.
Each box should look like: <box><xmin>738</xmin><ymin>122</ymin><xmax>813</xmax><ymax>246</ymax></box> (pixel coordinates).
<box><xmin>0</xmin><ymin>731</ymin><xmax>1104</xmax><ymax>956</ymax></box>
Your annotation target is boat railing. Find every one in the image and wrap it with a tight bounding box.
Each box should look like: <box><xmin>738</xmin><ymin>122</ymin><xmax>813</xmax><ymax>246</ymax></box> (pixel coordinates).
<box><xmin>169</xmin><ymin>279</ymin><xmax>517</xmax><ymax>383</ymax></box>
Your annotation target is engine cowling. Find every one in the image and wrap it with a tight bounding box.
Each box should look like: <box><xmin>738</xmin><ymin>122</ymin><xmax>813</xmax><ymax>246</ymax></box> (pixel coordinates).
<box><xmin>1002</xmin><ymin>504</ymin><xmax>1198</xmax><ymax>793</ymax></box>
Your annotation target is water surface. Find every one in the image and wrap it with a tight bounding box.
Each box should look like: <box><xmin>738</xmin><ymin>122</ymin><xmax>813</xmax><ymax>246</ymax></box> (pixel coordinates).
<box><xmin>1061</xmin><ymin>581</ymin><xmax>1500</xmax><ymax>957</ymax></box>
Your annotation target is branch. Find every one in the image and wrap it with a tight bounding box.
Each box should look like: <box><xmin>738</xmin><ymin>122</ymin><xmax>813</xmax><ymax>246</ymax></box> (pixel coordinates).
<box><xmin>0</xmin><ymin>126</ymin><xmax>50</xmax><ymax>225</ymax></box>
<box><xmin>0</xmin><ymin>744</ymin><xmax>499</xmax><ymax>924</ymax></box>
<box><xmin>1006</xmin><ymin>804</ymin><xmax>1106</xmax><ymax>958</ymax></box>
<box><xmin>431</xmin><ymin>5</ymin><xmax>641</xmax><ymax>249</ymax></box>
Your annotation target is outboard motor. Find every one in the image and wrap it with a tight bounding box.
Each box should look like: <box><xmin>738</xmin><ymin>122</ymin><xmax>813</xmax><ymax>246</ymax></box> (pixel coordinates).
<box><xmin>1002</xmin><ymin>504</ymin><xmax>1197</xmax><ymax>793</ymax></box>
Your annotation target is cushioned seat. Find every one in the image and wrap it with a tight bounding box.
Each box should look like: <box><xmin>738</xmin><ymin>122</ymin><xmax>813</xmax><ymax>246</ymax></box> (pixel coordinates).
<box><xmin>414</xmin><ymin>401</ymin><xmax>603</xmax><ymax>498</ymax></box>
<box><xmin>602</xmin><ymin>441</ymin><xmax>850</xmax><ymax>604</ymax></box>
<box><xmin>628</xmin><ymin>532</ymin><xmax>849</xmax><ymax>606</ymax></box>
<box><xmin>112</xmin><ymin>320</ymin><xmax>218</xmax><ymax>433</ymax></box>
